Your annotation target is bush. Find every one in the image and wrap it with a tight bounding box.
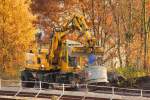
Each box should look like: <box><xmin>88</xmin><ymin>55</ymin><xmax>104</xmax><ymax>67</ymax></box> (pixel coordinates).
<box><xmin>115</xmin><ymin>66</ymin><xmax>146</xmax><ymax>87</ymax></box>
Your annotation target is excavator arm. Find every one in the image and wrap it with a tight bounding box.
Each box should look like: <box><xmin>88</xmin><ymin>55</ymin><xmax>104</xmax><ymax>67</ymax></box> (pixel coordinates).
<box><xmin>49</xmin><ymin>14</ymin><xmax>93</xmax><ymax>60</ymax></box>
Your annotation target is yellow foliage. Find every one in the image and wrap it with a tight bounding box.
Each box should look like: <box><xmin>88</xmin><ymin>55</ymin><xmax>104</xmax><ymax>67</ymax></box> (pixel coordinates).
<box><xmin>0</xmin><ymin>0</ymin><xmax>36</xmax><ymax>76</ymax></box>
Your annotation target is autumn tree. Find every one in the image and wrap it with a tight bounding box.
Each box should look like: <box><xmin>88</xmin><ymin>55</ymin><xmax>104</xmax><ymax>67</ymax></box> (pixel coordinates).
<box><xmin>31</xmin><ymin>0</ymin><xmax>79</xmax><ymax>35</ymax></box>
<box><xmin>0</xmin><ymin>0</ymin><xmax>36</xmax><ymax>78</ymax></box>
<box><xmin>31</xmin><ymin>0</ymin><xmax>150</xmax><ymax>71</ymax></box>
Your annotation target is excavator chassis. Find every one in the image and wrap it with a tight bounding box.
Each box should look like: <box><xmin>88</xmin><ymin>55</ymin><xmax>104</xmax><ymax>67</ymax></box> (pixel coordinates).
<box><xmin>21</xmin><ymin>69</ymin><xmax>82</xmax><ymax>89</ymax></box>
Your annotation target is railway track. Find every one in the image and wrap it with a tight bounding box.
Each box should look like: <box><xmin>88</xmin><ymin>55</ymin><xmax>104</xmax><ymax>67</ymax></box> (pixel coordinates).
<box><xmin>88</xmin><ymin>85</ymin><xmax>150</xmax><ymax>98</ymax></box>
<box><xmin>0</xmin><ymin>79</ymin><xmax>150</xmax><ymax>100</ymax></box>
<box><xmin>0</xmin><ymin>88</ymin><xmax>149</xmax><ymax>100</ymax></box>
<box><xmin>0</xmin><ymin>90</ymin><xmax>109</xmax><ymax>100</ymax></box>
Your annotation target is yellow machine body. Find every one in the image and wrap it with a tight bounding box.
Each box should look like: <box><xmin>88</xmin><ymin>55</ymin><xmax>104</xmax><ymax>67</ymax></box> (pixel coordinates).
<box><xmin>24</xmin><ymin>14</ymin><xmax>103</xmax><ymax>77</ymax></box>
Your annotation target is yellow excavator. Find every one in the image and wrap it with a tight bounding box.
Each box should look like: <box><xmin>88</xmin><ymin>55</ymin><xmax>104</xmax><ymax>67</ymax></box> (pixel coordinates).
<box><xmin>21</xmin><ymin>14</ymin><xmax>104</xmax><ymax>88</ymax></box>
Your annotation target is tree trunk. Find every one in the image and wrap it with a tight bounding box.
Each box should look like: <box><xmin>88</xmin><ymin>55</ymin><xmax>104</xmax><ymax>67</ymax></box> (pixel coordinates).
<box><xmin>91</xmin><ymin>0</ymin><xmax>96</xmax><ymax>36</ymax></box>
<box><xmin>142</xmin><ymin>0</ymin><xmax>147</xmax><ymax>70</ymax></box>
<box><xmin>116</xmin><ymin>17</ymin><xmax>123</xmax><ymax>67</ymax></box>
<box><xmin>109</xmin><ymin>0</ymin><xmax>123</xmax><ymax>67</ymax></box>
<box><xmin>1</xmin><ymin>0</ymin><xmax>6</xmax><ymax>72</ymax></box>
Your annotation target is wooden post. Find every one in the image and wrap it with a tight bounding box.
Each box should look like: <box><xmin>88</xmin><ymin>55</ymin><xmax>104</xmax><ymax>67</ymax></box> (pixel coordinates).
<box><xmin>40</xmin><ymin>81</ymin><xmax>42</xmax><ymax>90</ymax></box>
<box><xmin>112</xmin><ymin>87</ymin><xmax>115</xmax><ymax>95</ymax></box>
<box><xmin>141</xmin><ymin>89</ymin><xmax>143</xmax><ymax>97</ymax></box>
<box><xmin>63</xmin><ymin>84</ymin><xmax>64</xmax><ymax>94</ymax></box>
<box><xmin>86</xmin><ymin>84</ymin><xmax>88</xmax><ymax>93</ymax></box>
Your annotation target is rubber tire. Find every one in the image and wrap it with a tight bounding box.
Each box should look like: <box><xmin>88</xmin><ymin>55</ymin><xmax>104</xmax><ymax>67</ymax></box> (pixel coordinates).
<box><xmin>21</xmin><ymin>70</ymin><xmax>35</xmax><ymax>88</ymax></box>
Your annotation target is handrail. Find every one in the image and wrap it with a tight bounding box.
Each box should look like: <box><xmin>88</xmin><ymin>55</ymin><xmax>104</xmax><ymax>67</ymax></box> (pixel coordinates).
<box><xmin>0</xmin><ymin>79</ymin><xmax>150</xmax><ymax>98</ymax></box>
<box><xmin>35</xmin><ymin>81</ymin><xmax>42</xmax><ymax>98</ymax></box>
<box><xmin>14</xmin><ymin>80</ymin><xmax>22</xmax><ymax>97</ymax></box>
<box><xmin>57</xmin><ymin>84</ymin><xmax>64</xmax><ymax>100</ymax></box>
<box><xmin>14</xmin><ymin>88</ymin><xmax>22</xmax><ymax>97</ymax></box>
<box><xmin>82</xmin><ymin>84</ymin><xmax>88</xmax><ymax>100</ymax></box>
